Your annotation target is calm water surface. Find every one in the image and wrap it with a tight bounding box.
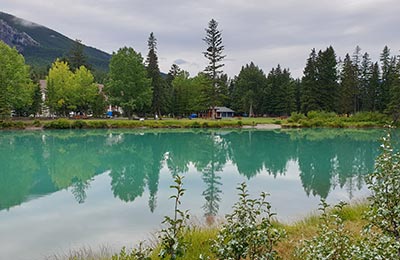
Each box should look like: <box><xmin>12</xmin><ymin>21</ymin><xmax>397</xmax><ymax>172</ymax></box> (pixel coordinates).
<box><xmin>0</xmin><ymin>128</ymin><xmax>392</xmax><ymax>259</ymax></box>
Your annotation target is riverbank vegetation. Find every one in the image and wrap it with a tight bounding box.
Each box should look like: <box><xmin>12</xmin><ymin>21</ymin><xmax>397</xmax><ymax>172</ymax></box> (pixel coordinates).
<box><xmin>1</xmin><ymin>111</ymin><xmax>398</xmax><ymax>130</ymax></box>
<box><xmin>2</xmin><ymin>19</ymin><xmax>400</xmax><ymax>124</ymax></box>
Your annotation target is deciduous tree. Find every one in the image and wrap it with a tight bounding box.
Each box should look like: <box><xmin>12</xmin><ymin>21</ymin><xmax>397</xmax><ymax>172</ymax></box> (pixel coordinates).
<box><xmin>106</xmin><ymin>47</ymin><xmax>152</xmax><ymax>119</ymax></box>
<box><xmin>0</xmin><ymin>41</ymin><xmax>34</xmax><ymax>118</ymax></box>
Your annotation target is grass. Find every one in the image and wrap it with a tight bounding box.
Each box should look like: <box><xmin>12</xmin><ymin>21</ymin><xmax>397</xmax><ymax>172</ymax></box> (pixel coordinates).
<box><xmin>53</xmin><ymin>202</ymin><xmax>368</xmax><ymax>260</ymax></box>
<box><xmin>0</xmin><ymin>117</ymin><xmax>280</xmax><ymax>130</ymax></box>
<box><xmin>1</xmin><ymin>112</ymin><xmax>395</xmax><ymax>130</ymax></box>
<box><xmin>283</xmin><ymin>111</ymin><xmax>393</xmax><ymax>128</ymax></box>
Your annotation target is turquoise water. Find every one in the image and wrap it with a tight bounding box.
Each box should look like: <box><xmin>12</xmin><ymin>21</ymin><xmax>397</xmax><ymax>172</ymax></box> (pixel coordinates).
<box><xmin>0</xmin><ymin>128</ymin><xmax>388</xmax><ymax>259</ymax></box>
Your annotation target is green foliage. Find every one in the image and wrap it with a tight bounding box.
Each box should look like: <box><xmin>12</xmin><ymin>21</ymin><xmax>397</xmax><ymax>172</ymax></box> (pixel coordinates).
<box><xmin>171</xmin><ymin>71</ymin><xmax>210</xmax><ymax>116</ymax></box>
<box><xmin>146</xmin><ymin>33</ymin><xmax>168</xmax><ymax>117</ymax></box>
<box><xmin>67</xmin><ymin>39</ymin><xmax>90</xmax><ymax>71</ymax></box>
<box><xmin>112</xmin><ymin>245</ymin><xmax>152</xmax><ymax>260</ymax></box>
<box><xmin>106</xmin><ymin>47</ymin><xmax>152</xmax><ymax>119</ymax></box>
<box><xmin>46</xmin><ymin>60</ymin><xmax>101</xmax><ymax>117</ymax></box>
<box><xmin>296</xmin><ymin>200</ymin><xmax>356</xmax><ymax>260</ymax></box>
<box><xmin>43</xmin><ymin>119</ymin><xmax>71</xmax><ymax>129</ymax></box>
<box><xmin>158</xmin><ymin>175</ymin><xmax>190</xmax><ymax>259</ymax></box>
<box><xmin>72</xmin><ymin>120</ymin><xmax>87</xmax><ymax>129</ymax></box>
<box><xmin>212</xmin><ymin>182</ymin><xmax>284</xmax><ymax>260</ymax></box>
<box><xmin>45</xmin><ymin>60</ymin><xmax>75</xmax><ymax>116</ymax></box>
<box><xmin>231</xmin><ymin>62</ymin><xmax>267</xmax><ymax>116</ymax></box>
<box><xmin>0</xmin><ymin>120</ymin><xmax>26</xmax><ymax>129</ymax></box>
<box><xmin>338</xmin><ymin>53</ymin><xmax>359</xmax><ymax>114</ymax></box>
<box><xmin>266</xmin><ymin>65</ymin><xmax>296</xmax><ymax>116</ymax></box>
<box><xmin>33</xmin><ymin>119</ymin><xmax>41</xmax><ymax>127</ymax></box>
<box><xmin>0</xmin><ymin>41</ymin><xmax>34</xmax><ymax>118</ymax></box>
<box><xmin>203</xmin><ymin>19</ymin><xmax>226</xmax><ymax>114</ymax></box>
<box><xmin>287</xmin><ymin>112</ymin><xmax>306</xmax><ymax>123</ymax></box>
<box><xmin>301</xmin><ymin>47</ymin><xmax>338</xmax><ymax>113</ymax></box>
<box><xmin>364</xmin><ymin>129</ymin><xmax>400</xmax><ymax>257</ymax></box>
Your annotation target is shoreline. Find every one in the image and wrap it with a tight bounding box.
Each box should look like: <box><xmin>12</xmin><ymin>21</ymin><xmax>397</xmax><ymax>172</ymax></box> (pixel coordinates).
<box><xmin>0</xmin><ymin>117</ymin><xmax>391</xmax><ymax>130</ymax></box>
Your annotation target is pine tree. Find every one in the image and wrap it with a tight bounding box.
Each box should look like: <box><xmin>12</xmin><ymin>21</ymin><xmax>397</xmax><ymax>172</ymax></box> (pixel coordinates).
<box><xmin>339</xmin><ymin>54</ymin><xmax>358</xmax><ymax>114</ymax></box>
<box><xmin>68</xmin><ymin>39</ymin><xmax>90</xmax><ymax>71</ymax></box>
<box><xmin>387</xmin><ymin>58</ymin><xmax>400</xmax><ymax>122</ymax></box>
<box><xmin>301</xmin><ymin>49</ymin><xmax>319</xmax><ymax>113</ymax></box>
<box><xmin>267</xmin><ymin>65</ymin><xmax>295</xmax><ymax>116</ymax></box>
<box><xmin>359</xmin><ymin>52</ymin><xmax>373</xmax><ymax>111</ymax></box>
<box><xmin>351</xmin><ymin>46</ymin><xmax>362</xmax><ymax>112</ymax></box>
<box><xmin>232</xmin><ymin>62</ymin><xmax>267</xmax><ymax>116</ymax></box>
<box><xmin>378</xmin><ymin>46</ymin><xmax>394</xmax><ymax>111</ymax></box>
<box><xmin>166</xmin><ymin>64</ymin><xmax>181</xmax><ymax>116</ymax></box>
<box><xmin>203</xmin><ymin>19</ymin><xmax>226</xmax><ymax>118</ymax></box>
<box><xmin>316</xmin><ymin>46</ymin><xmax>338</xmax><ymax>112</ymax></box>
<box><xmin>146</xmin><ymin>32</ymin><xmax>165</xmax><ymax>118</ymax></box>
<box><xmin>370</xmin><ymin>62</ymin><xmax>381</xmax><ymax>111</ymax></box>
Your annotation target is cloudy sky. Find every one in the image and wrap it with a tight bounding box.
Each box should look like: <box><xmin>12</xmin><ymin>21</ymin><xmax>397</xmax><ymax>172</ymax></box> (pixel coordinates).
<box><xmin>2</xmin><ymin>0</ymin><xmax>400</xmax><ymax>78</ymax></box>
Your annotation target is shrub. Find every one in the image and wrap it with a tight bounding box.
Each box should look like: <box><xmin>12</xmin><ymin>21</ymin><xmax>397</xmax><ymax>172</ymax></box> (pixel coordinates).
<box><xmin>307</xmin><ymin>110</ymin><xmax>336</xmax><ymax>120</ymax></box>
<box><xmin>158</xmin><ymin>175</ymin><xmax>190</xmax><ymax>259</ymax></box>
<box><xmin>86</xmin><ymin>120</ymin><xmax>108</xmax><ymax>129</ymax></box>
<box><xmin>212</xmin><ymin>182</ymin><xmax>284</xmax><ymax>260</ymax></box>
<box><xmin>350</xmin><ymin>111</ymin><xmax>389</xmax><ymax>123</ymax></box>
<box><xmin>112</xmin><ymin>244</ymin><xmax>151</xmax><ymax>260</ymax></box>
<box><xmin>72</xmin><ymin>120</ymin><xmax>87</xmax><ymax>129</ymax></box>
<box><xmin>364</xmin><ymin>128</ymin><xmax>400</xmax><ymax>258</ymax></box>
<box><xmin>44</xmin><ymin>119</ymin><xmax>71</xmax><ymax>129</ymax></box>
<box><xmin>288</xmin><ymin>112</ymin><xmax>306</xmax><ymax>123</ymax></box>
<box><xmin>190</xmin><ymin>121</ymin><xmax>201</xmax><ymax>128</ymax></box>
<box><xmin>296</xmin><ymin>200</ymin><xmax>356</xmax><ymax>260</ymax></box>
<box><xmin>33</xmin><ymin>120</ymin><xmax>41</xmax><ymax>127</ymax></box>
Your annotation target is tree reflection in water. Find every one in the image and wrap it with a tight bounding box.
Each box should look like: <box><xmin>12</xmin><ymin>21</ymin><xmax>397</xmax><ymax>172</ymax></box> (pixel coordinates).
<box><xmin>0</xmin><ymin>129</ymin><xmax>384</xmax><ymax>216</ymax></box>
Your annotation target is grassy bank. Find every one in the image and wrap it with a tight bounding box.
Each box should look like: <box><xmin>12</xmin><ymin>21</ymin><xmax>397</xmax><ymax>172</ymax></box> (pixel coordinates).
<box><xmin>0</xmin><ymin>117</ymin><xmax>279</xmax><ymax>130</ymax></box>
<box><xmin>55</xmin><ymin>202</ymin><xmax>368</xmax><ymax>260</ymax></box>
<box><xmin>283</xmin><ymin>111</ymin><xmax>393</xmax><ymax>128</ymax></box>
<box><xmin>0</xmin><ymin>112</ymin><xmax>395</xmax><ymax>130</ymax></box>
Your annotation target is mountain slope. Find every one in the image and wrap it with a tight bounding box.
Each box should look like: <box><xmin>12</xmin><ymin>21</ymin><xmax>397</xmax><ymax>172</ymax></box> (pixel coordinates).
<box><xmin>0</xmin><ymin>11</ymin><xmax>111</xmax><ymax>71</ymax></box>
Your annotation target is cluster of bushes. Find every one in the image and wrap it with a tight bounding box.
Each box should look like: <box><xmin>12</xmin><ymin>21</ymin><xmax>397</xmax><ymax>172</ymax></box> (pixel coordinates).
<box><xmin>285</xmin><ymin>111</ymin><xmax>392</xmax><ymax>128</ymax></box>
<box><xmin>0</xmin><ymin>120</ymin><xmax>26</xmax><ymax>129</ymax></box>
<box><xmin>110</xmin><ymin>129</ymin><xmax>399</xmax><ymax>260</ymax></box>
<box><xmin>40</xmin><ymin>119</ymin><xmax>245</xmax><ymax>130</ymax></box>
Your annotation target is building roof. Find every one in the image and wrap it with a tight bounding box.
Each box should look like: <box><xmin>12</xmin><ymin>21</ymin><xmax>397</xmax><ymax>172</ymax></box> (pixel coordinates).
<box><xmin>215</xmin><ymin>106</ymin><xmax>234</xmax><ymax>113</ymax></box>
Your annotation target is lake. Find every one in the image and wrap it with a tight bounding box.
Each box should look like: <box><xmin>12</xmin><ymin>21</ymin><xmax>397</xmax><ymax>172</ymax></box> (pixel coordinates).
<box><xmin>0</xmin><ymin>128</ymin><xmax>390</xmax><ymax>259</ymax></box>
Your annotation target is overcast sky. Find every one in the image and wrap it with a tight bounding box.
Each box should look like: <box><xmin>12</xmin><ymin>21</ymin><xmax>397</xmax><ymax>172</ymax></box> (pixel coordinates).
<box><xmin>2</xmin><ymin>0</ymin><xmax>400</xmax><ymax>78</ymax></box>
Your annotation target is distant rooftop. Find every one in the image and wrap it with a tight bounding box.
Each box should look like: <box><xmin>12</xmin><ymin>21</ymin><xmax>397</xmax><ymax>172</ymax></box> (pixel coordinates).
<box><xmin>215</xmin><ymin>106</ymin><xmax>234</xmax><ymax>113</ymax></box>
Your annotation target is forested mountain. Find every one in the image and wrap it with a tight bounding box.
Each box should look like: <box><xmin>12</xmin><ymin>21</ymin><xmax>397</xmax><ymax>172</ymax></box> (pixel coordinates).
<box><xmin>0</xmin><ymin>11</ymin><xmax>111</xmax><ymax>71</ymax></box>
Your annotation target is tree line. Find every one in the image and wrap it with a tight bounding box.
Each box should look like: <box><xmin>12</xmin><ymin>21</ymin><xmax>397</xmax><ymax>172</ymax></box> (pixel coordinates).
<box><xmin>1</xmin><ymin>19</ymin><xmax>400</xmax><ymax>120</ymax></box>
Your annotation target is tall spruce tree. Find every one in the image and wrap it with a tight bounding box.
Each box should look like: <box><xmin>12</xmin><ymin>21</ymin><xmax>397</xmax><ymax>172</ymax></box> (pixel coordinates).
<box><xmin>316</xmin><ymin>46</ymin><xmax>338</xmax><ymax>112</ymax></box>
<box><xmin>301</xmin><ymin>48</ymin><xmax>319</xmax><ymax>113</ymax></box>
<box><xmin>231</xmin><ymin>62</ymin><xmax>267</xmax><ymax>116</ymax></box>
<box><xmin>359</xmin><ymin>52</ymin><xmax>373</xmax><ymax>111</ymax></box>
<box><xmin>351</xmin><ymin>46</ymin><xmax>362</xmax><ymax>112</ymax></box>
<box><xmin>339</xmin><ymin>54</ymin><xmax>358</xmax><ymax>114</ymax></box>
<box><xmin>203</xmin><ymin>19</ymin><xmax>226</xmax><ymax>118</ymax></box>
<box><xmin>370</xmin><ymin>62</ymin><xmax>381</xmax><ymax>111</ymax></box>
<box><xmin>166</xmin><ymin>64</ymin><xmax>181</xmax><ymax>116</ymax></box>
<box><xmin>387</xmin><ymin>58</ymin><xmax>400</xmax><ymax>122</ymax></box>
<box><xmin>267</xmin><ymin>65</ymin><xmax>295</xmax><ymax>116</ymax></box>
<box><xmin>146</xmin><ymin>32</ymin><xmax>165</xmax><ymax>118</ymax></box>
<box><xmin>378</xmin><ymin>46</ymin><xmax>394</xmax><ymax>111</ymax></box>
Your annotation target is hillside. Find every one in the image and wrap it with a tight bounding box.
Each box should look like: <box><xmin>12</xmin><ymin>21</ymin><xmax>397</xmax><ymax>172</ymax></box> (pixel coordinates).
<box><xmin>0</xmin><ymin>11</ymin><xmax>111</xmax><ymax>71</ymax></box>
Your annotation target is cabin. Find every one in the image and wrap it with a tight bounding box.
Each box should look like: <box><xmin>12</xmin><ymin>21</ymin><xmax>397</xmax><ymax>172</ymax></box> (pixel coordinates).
<box><xmin>207</xmin><ymin>106</ymin><xmax>235</xmax><ymax>118</ymax></box>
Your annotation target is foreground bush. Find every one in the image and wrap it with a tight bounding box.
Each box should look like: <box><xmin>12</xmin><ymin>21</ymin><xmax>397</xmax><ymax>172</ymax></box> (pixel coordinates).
<box><xmin>212</xmin><ymin>183</ymin><xmax>284</xmax><ymax>260</ymax></box>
